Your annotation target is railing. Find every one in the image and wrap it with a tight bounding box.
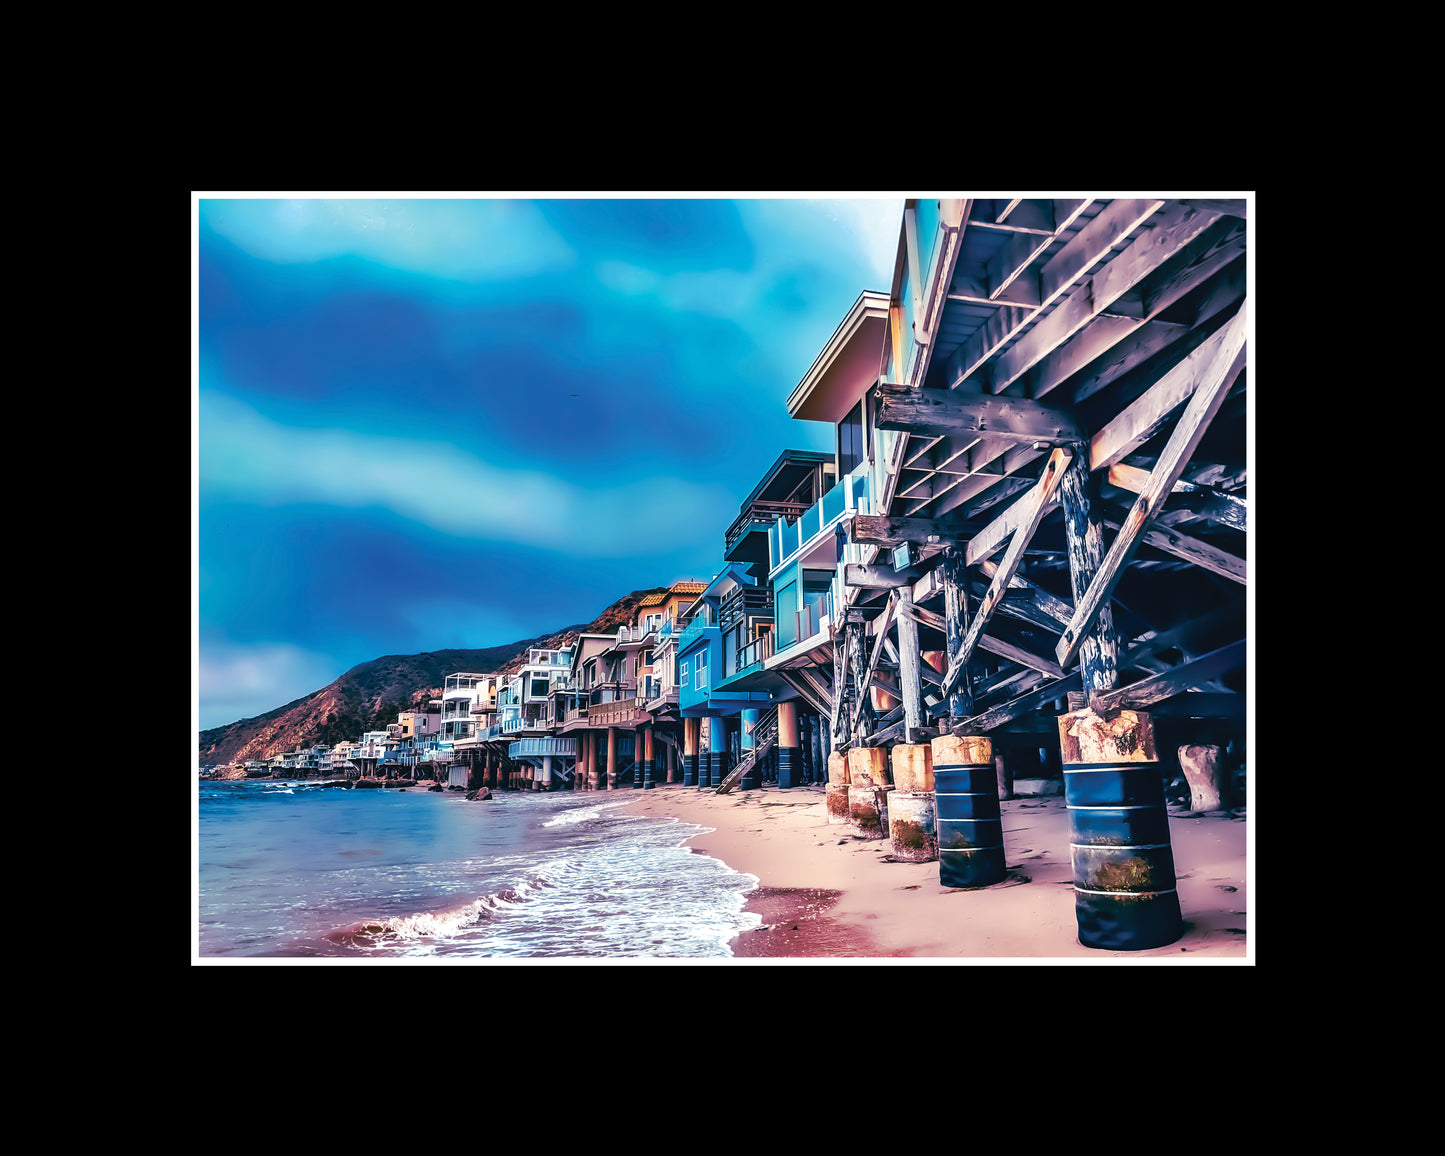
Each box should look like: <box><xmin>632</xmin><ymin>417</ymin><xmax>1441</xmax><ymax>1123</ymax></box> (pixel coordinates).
<box><xmin>795</xmin><ymin>590</ymin><xmax>833</xmax><ymax>647</ymax></box>
<box><xmin>676</xmin><ymin>614</ymin><xmax>712</xmax><ymax>655</ymax></box>
<box><xmin>588</xmin><ymin>697</ymin><xmax>647</xmax><ymax>726</ymax></box>
<box><xmin>769</xmin><ymin>465</ymin><xmax>870</xmax><ymax>571</ymax></box>
<box><xmin>736</xmin><ymin>631</ymin><xmax>776</xmax><ymax>673</ymax></box>
<box><xmin>720</xmin><ymin>584</ymin><xmax>773</xmax><ymax>633</ymax></box>
<box><xmin>725</xmin><ymin>499</ymin><xmax>811</xmax><ymax>552</ymax></box>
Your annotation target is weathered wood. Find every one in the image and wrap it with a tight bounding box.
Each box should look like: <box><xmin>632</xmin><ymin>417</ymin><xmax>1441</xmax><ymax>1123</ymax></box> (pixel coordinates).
<box><xmin>1088</xmin><ymin>640</ymin><xmax>1245</xmax><ymax>713</ymax></box>
<box><xmin>832</xmin><ymin>620</ymin><xmax>851</xmax><ymax>749</ymax></box>
<box><xmin>989</xmin><ymin>202</ymin><xmax>1226</xmax><ymax>396</ymax></box>
<box><xmin>898</xmin><ymin>601</ymin><xmax>946</xmax><ymax>633</ymax></box>
<box><xmin>1059</xmin><ymin>306</ymin><xmax>1247</xmax><ymax>669</ymax></box>
<box><xmin>1178</xmin><ymin>198</ymin><xmax>1246</xmax><ymax>219</ymax></box>
<box><xmin>1059</xmin><ymin>448</ymin><xmax>1120</xmax><ymax>697</ymax></box>
<box><xmin>940</xmin><ymin>447</ymin><xmax>1072</xmax><ymax>700</ymax></box>
<box><xmin>944</xmin><ymin>200</ymin><xmax>1166</xmax><ymax>390</ymax></box>
<box><xmin>845</xmin><ymin>562</ymin><xmax>918</xmax><ymax>589</ymax></box>
<box><xmin>977</xmin><ymin>635</ymin><xmax>1067</xmax><ymax>680</ymax></box>
<box><xmin>848</xmin><ymin>513</ymin><xmax>967</xmax><ymax>548</ymax></box>
<box><xmin>941</xmin><ymin>545</ymin><xmax>974</xmax><ymax>720</ymax></box>
<box><xmin>1107</xmin><ymin>462</ymin><xmax>1247</xmax><ymax>532</ymax></box>
<box><xmin>897</xmin><ymin>586</ymin><xmax>923</xmax><ymax>741</ymax></box>
<box><xmin>1088</xmin><ymin>303</ymin><xmax>1248</xmax><ymax>474</ymax></box>
<box><xmin>957</xmin><ymin>670</ymin><xmax>1083</xmax><ymax>734</ymax></box>
<box><xmin>852</xmin><ymin>594</ymin><xmax>896</xmax><ymax>735</ymax></box>
<box><xmin>875</xmin><ymin>383</ymin><xmax>1084</xmax><ymax>444</ymax></box>
<box><xmin>976</xmin><ymin>560</ymin><xmax>1075</xmax><ymax>627</ymax></box>
<box><xmin>1107</xmin><ymin>517</ymin><xmax>1247</xmax><ymax>585</ymax></box>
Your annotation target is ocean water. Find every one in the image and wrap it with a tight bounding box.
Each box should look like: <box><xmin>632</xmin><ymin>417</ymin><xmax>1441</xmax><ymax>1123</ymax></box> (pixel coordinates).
<box><xmin>196</xmin><ymin>780</ymin><xmax>762</xmax><ymax>960</ymax></box>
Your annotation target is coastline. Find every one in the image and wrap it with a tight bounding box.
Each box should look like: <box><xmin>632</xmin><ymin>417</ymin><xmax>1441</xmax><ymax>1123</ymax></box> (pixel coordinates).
<box><xmin>615</xmin><ymin>782</ymin><xmax>1250</xmax><ymax>962</ymax></box>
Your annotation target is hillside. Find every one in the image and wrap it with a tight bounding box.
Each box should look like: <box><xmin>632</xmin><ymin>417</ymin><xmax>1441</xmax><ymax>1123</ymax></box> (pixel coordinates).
<box><xmin>198</xmin><ymin>587</ymin><xmax>669</xmax><ymax>766</ymax></box>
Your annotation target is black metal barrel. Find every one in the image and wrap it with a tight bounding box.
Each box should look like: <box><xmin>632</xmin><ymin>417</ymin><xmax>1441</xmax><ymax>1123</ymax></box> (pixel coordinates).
<box><xmin>933</xmin><ymin>744</ymin><xmax>1006</xmax><ymax>888</ymax></box>
<box><xmin>682</xmin><ymin>752</ymin><xmax>697</xmax><ymax>788</ymax></box>
<box><xmin>1063</xmin><ymin>760</ymin><xmax>1183</xmax><ymax>950</ymax></box>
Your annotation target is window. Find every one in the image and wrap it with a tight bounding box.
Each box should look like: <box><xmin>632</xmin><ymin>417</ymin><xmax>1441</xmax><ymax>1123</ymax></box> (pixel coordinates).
<box><xmin>838</xmin><ymin>399</ymin><xmax>864</xmax><ymax>476</ymax></box>
<box><xmin>696</xmin><ymin>655</ymin><xmax>708</xmax><ymax>690</ymax></box>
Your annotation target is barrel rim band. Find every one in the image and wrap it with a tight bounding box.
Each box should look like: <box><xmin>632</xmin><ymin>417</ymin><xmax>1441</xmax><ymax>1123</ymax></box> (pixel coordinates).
<box><xmin>1073</xmin><ymin>886</ymin><xmax>1178</xmax><ymax>897</ymax></box>
<box><xmin>1063</xmin><ymin>764</ymin><xmax>1162</xmax><ymax>772</ymax></box>
<box><xmin>1068</xmin><ymin>841</ymin><xmax>1173</xmax><ymax>850</ymax></box>
<box><xmin>1067</xmin><ymin>803</ymin><xmax>1164</xmax><ymax>810</ymax></box>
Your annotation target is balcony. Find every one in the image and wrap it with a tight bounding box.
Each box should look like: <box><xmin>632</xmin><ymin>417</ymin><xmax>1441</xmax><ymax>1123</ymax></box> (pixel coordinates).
<box><xmin>769</xmin><ymin>466</ymin><xmax>870</xmax><ymax>573</ymax></box>
<box><xmin>719</xmin><ymin>584</ymin><xmax>773</xmax><ymax>634</ymax></box>
<box><xmin>735</xmin><ymin>632</ymin><xmax>776</xmax><ymax>675</ymax></box>
<box><xmin>676</xmin><ymin>613</ymin><xmax>713</xmax><ymax>655</ymax></box>
<box><xmin>588</xmin><ymin>697</ymin><xmax>649</xmax><ymax>727</ymax></box>
<box><xmin>508</xmin><ymin>736</ymin><xmax>578</xmax><ymax>759</ymax></box>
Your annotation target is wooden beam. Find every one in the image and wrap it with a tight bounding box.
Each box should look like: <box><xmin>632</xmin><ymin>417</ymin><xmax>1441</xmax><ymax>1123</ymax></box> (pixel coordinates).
<box><xmin>1059</xmin><ymin>306</ymin><xmax>1248</xmax><ymax>669</ymax></box>
<box><xmin>989</xmin><ymin>201</ymin><xmax>1227</xmax><ymax>396</ymax></box>
<box><xmin>940</xmin><ymin>447</ymin><xmax>1072</xmax><ymax>699</ymax></box>
<box><xmin>1089</xmin><ymin>640</ymin><xmax>1245</xmax><ymax>712</ymax></box>
<box><xmin>876</xmin><ymin>382</ymin><xmax>1084</xmax><ymax>444</ymax></box>
<box><xmin>940</xmin><ymin>544</ymin><xmax>974</xmax><ymax>720</ymax></box>
<box><xmin>1109</xmin><ymin>463</ymin><xmax>1247</xmax><ymax>532</ymax></box>
<box><xmin>976</xmin><ymin>562</ymin><xmax>1075</xmax><ymax>627</ymax></box>
<box><xmin>965</xmin><ymin>490</ymin><xmax>1061</xmax><ymax>568</ymax></box>
<box><xmin>1108</xmin><ymin>517</ymin><xmax>1247</xmax><ymax>585</ymax></box>
<box><xmin>956</xmin><ymin>670</ymin><xmax>1082</xmax><ymax>734</ymax></box>
<box><xmin>898</xmin><ymin>586</ymin><xmax>924</xmax><ymax>741</ymax></box>
<box><xmin>847</xmin><ymin>513</ymin><xmax>968</xmax><ymax>548</ymax></box>
<box><xmin>1059</xmin><ymin>448</ymin><xmax>1120</xmax><ymax>698</ymax></box>
<box><xmin>852</xmin><ymin>595</ymin><xmax>896</xmax><ymax>735</ymax></box>
<box><xmin>1178</xmin><ymin>198</ymin><xmax>1246</xmax><ymax>219</ymax></box>
<box><xmin>1089</xmin><ymin>304</ymin><xmax>1248</xmax><ymax>474</ymax></box>
<box><xmin>977</xmin><ymin>635</ymin><xmax>1066</xmax><ymax>680</ymax></box>
<box><xmin>844</xmin><ymin>563</ymin><xmax>919</xmax><ymax>589</ymax></box>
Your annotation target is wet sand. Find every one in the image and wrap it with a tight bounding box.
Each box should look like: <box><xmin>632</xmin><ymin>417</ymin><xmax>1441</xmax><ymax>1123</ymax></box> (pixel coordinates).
<box><xmin>616</xmin><ymin>781</ymin><xmax>1250</xmax><ymax>963</ymax></box>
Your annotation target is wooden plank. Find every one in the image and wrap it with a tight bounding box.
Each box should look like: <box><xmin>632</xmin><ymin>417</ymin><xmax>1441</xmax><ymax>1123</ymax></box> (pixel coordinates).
<box><xmin>1177</xmin><ymin>198</ymin><xmax>1246</xmax><ymax>219</ymax></box>
<box><xmin>957</xmin><ymin>670</ymin><xmax>1082</xmax><ymax>734</ymax></box>
<box><xmin>1110</xmin><ymin>517</ymin><xmax>1247</xmax><ymax>584</ymax></box>
<box><xmin>1059</xmin><ymin>449</ymin><xmax>1120</xmax><ymax>698</ymax></box>
<box><xmin>976</xmin><ymin>561</ymin><xmax>1075</xmax><ymax>627</ymax></box>
<box><xmin>852</xmin><ymin>594</ymin><xmax>897</xmax><ymax>734</ymax></box>
<box><xmin>1059</xmin><ymin>306</ymin><xmax>1248</xmax><ymax>669</ymax></box>
<box><xmin>848</xmin><ymin>513</ymin><xmax>969</xmax><ymax>548</ymax></box>
<box><xmin>1089</xmin><ymin>641</ymin><xmax>1245</xmax><ymax>712</ymax></box>
<box><xmin>940</xmin><ymin>544</ymin><xmax>974</xmax><ymax>720</ymax></box>
<box><xmin>898</xmin><ymin>586</ymin><xmax>924</xmax><ymax>740</ymax></box>
<box><xmin>966</xmin><ymin>487</ymin><xmax>1061</xmax><ymax>569</ymax></box>
<box><xmin>1027</xmin><ymin>314</ymin><xmax>1145</xmax><ymax>400</ymax></box>
<box><xmin>1089</xmin><ymin>304</ymin><xmax>1248</xmax><ymax>473</ymax></box>
<box><xmin>875</xmin><ymin>382</ymin><xmax>1084</xmax><ymax>443</ymax></box>
<box><xmin>844</xmin><ymin>563</ymin><xmax>918</xmax><ymax>589</ymax></box>
<box><xmin>940</xmin><ymin>447</ymin><xmax>1072</xmax><ymax>699</ymax></box>
<box><xmin>1108</xmin><ymin>464</ymin><xmax>1248</xmax><ymax>532</ymax></box>
<box><xmin>977</xmin><ymin>634</ymin><xmax>1066</xmax><ymax>679</ymax></box>
<box><xmin>1037</xmin><ymin>199</ymin><xmax>1166</xmax><ymax>306</ymax></box>
<box><xmin>989</xmin><ymin>202</ymin><xmax>1227</xmax><ymax>396</ymax></box>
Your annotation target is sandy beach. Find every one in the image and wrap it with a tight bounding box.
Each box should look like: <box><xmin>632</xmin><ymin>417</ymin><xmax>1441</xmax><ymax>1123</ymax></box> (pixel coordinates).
<box><xmin>616</xmin><ymin>782</ymin><xmax>1250</xmax><ymax>963</ymax></box>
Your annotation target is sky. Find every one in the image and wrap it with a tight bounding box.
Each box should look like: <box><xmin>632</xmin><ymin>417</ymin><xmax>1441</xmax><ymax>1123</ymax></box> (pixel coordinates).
<box><xmin>194</xmin><ymin>194</ymin><xmax>906</xmax><ymax>732</ymax></box>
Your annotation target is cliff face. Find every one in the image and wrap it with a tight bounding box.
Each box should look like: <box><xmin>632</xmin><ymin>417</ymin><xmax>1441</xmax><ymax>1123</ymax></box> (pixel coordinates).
<box><xmin>198</xmin><ymin>587</ymin><xmax>669</xmax><ymax>766</ymax></box>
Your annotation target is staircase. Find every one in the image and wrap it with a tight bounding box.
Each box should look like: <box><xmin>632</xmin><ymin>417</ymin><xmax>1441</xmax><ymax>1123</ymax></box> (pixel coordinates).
<box><xmin>714</xmin><ymin>706</ymin><xmax>779</xmax><ymax>795</ymax></box>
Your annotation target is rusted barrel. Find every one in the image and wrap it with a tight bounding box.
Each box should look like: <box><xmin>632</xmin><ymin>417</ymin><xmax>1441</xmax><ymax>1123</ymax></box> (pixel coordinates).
<box><xmin>891</xmin><ymin>744</ymin><xmax>933</xmax><ymax>793</ymax></box>
<box><xmin>932</xmin><ymin>735</ymin><xmax>1006</xmax><ymax>887</ymax></box>
<box><xmin>848</xmin><ymin>747</ymin><xmax>889</xmax><ymax>789</ymax></box>
<box><xmin>1059</xmin><ymin>707</ymin><xmax>1182</xmax><ymax>950</ymax></box>
<box><xmin>888</xmin><ymin>791</ymin><xmax>937</xmax><ymax>862</ymax></box>
<box><xmin>848</xmin><ymin>784</ymin><xmax>891</xmax><ymax>839</ymax></box>
<box><xmin>826</xmin><ymin>782</ymin><xmax>851</xmax><ymax>824</ymax></box>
